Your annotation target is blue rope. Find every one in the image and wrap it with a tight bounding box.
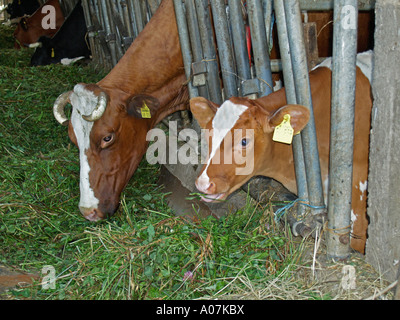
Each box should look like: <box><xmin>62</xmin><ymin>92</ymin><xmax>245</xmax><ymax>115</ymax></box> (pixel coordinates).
<box><xmin>274</xmin><ymin>199</ymin><xmax>326</xmax><ymax>222</ymax></box>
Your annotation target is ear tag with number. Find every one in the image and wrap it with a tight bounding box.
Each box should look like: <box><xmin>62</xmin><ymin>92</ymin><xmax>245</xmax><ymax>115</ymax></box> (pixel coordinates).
<box><xmin>140</xmin><ymin>102</ymin><xmax>151</xmax><ymax>119</ymax></box>
<box><xmin>272</xmin><ymin>114</ymin><xmax>294</xmax><ymax>144</ymax></box>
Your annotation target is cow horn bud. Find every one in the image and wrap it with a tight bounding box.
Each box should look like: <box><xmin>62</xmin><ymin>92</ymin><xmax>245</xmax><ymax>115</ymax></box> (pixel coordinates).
<box><xmin>82</xmin><ymin>91</ymin><xmax>108</xmax><ymax>122</ymax></box>
<box><xmin>53</xmin><ymin>91</ymin><xmax>72</xmax><ymax>126</ymax></box>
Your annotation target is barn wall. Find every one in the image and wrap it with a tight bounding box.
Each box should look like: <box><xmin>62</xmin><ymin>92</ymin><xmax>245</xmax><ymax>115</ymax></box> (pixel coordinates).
<box><xmin>366</xmin><ymin>0</ymin><xmax>400</xmax><ymax>283</ymax></box>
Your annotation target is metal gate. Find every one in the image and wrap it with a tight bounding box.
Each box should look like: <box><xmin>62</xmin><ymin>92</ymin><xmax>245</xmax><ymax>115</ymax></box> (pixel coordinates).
<box><xmin>172</xmin><ymin>0</ymin><xmax>374</xmax><ymax>260</ymax></box>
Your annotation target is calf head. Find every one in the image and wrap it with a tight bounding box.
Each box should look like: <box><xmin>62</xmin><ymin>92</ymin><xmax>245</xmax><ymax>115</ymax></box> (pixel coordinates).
<box><xmin>190</xmin><ymin>96</ymin><xmax>310</xmax><ymax>202</ymax></box>
<box><xmin>53</xmin><ymin>83</ymin><xmax>159</xmax><ymax>221</ymax></box>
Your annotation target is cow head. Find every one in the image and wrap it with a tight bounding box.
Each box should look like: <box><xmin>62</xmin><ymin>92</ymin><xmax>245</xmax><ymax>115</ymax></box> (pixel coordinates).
<box><xmin>30</xmin><ymin>36</ymin><xmax>55</xmax><ymax>66</ymax></box>
<box><xmin>53</xmin><ymin>84</ymin><xmax>159</xmax><ymax>221</ymax></box>
<box><xmin>190</xmin><ymin>96</ymin><xmax>310</xmax><ymax>202</ymax></box>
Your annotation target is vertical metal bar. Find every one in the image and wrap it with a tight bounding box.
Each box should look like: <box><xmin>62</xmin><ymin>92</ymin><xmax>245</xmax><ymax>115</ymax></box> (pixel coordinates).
<box><xmin>247</xmin><ymin>0</ymin><xmax>274</xmax><ymax>97</ymax></box>
<box><xmin>133</xmin><ymin>0</ymin><xmax>145</xmax><ymax>34</ymax></box>
<box><xmin>284</xmin><ymin>0</ymin><xmax>325</xmax><ymax>215</ymax></box>
<box><xmin>108</xmin><ymin>0</ymin><xmax>123</xmax><ymax>60</ymax></box>
<box><xmin>209</xmin><ymin>0</ymin><xmax>238</xmax><ymax>99</ymax></box>
<box><xmin>120</xmin><ymin>1</ymin><xmax>133</xmax><ymax>38</ymax></box>
<box><xmin>228</xmin><ymin>0</ymin><xmax>252</xmax><ymax>90</ymax></box>
<box><xmin>326</xmin><ymin>0</ymin><xmax>358</xmax><ymax>261</ymax></box>
<box><xmin>185</xmin><ymin>0</ymin><xmax>208</xmax><ymax>98</ymax></box>
<box><xmin>173</xmin><ymin>0</ymin><xmax>198</xmax><ymax>99</ymax></box>
<box><xmin>126</xmin><ymin>0</ymin><xmax>138</xmax><ymax>38</ymax></box>
<box><xmin>195</xmin><ymin>0</ymin><xmax>223</xmax><ymax>104</ymax></box>
<box><xmin>262</xmin><ymin>0</ymin><xmax>274</xmax><ymax>52</ymax></box>
<box><xmin>274</xmin><ymin>0</ymin><xmax>309</xmax><ymax>217</ymax></box>
<box><xmin>100</xmin><ymin>0</ymin><xmax>118</xmax><ymax>66</ymax></box>
<box><xmin>82</xmin><ymin>0</ymin><xmax>96</xmax><ymax>62</ymax></box>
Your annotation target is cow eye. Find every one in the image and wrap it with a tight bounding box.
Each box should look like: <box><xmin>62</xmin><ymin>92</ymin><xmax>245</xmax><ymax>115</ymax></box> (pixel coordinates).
<box><xmin>101</xmin><ymin>133</ymin><xmax>114</xmax><ymax>148</ymax></box>
<box><xmin>241</xmin><ymin>138</ymin><xmax>248</xmax><ymax>147</ymax></box>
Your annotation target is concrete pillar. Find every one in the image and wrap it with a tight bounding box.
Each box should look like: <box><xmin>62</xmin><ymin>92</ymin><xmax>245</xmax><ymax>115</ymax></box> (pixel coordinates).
<box><xmin>366</xmin><ymin>0</ymin><xmax>400</xmax><ymax>283</ymax></box>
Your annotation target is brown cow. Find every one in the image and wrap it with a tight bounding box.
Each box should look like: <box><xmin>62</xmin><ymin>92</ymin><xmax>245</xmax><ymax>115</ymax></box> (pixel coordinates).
<box><xmin>52</xmin><ymin>0</ymin><xmax>188</xmax><ymax>221</ymax></box>
<box><xmin>13</xmin><ymin>0</ymin><xmax>64</xmax><ymax>49</ymax></box>
<box><xmin>190</xmin><ymin>52</ymin><xmax>373</xmax><ymax>253</ymax></box>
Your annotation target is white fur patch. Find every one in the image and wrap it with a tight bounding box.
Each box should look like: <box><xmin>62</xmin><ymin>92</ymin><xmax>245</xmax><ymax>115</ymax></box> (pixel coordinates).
<box><xmin>69</xmin><ymin>84</ymin><xmax>99</xmax><ymax>209</ymax></box>
<box><xmin>312</xmin><ymin>50</ymin><xmax>373</xmax><ymax>82</ymax></box>
<box><xmin>359</xmin><ymin>180</ymin><xmax>368</xmax><ymax>201</ymax></box>
<box><xmin>198</xmin><ymin>100</ymin><xmax>248</xmax><ymax>188</ymax></box>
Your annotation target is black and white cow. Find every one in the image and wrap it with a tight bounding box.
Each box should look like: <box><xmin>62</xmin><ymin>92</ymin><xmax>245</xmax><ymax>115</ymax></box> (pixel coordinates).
<box><xmin>30</xmin><ymin>0</ymin><xmax>90</xmax><ymax>66</ymax></box>
<box><xmin>6</xmin><ymin>0</ymin><xmax>40</xmax><ymax>19</ymax></box>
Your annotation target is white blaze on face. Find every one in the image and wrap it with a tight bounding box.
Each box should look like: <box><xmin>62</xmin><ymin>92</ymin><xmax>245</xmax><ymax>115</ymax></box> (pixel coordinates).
<box><xmin>69</xmin><ymin>84</ymin><xmax>100</xmax><ymax>209</ymax></box>
<box><xmin>197</xmin><ymin>100</ymin><xmax>248</xmax><ymax>188</ymax></box>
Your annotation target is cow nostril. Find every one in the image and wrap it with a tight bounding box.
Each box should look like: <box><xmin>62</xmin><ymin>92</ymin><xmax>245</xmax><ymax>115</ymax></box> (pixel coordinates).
<box><xmin>207</xmin><ymin>181</ymin><xmax>216</xmax><ymax>193</ymax></box>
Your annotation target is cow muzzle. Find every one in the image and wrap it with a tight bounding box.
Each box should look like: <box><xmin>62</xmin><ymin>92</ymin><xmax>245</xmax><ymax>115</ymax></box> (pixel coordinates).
<box><xmin>79</xmin><ymin>206</ymin><xmax>107</xmax><ymax>222</ymax></box>
<box><xmin>195</xmin><ymin>175</ymin><xmax>227</xmax><ymax>203</ymax></box>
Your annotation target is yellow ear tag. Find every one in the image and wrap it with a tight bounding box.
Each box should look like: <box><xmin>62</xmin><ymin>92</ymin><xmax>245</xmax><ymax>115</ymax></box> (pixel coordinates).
<box><xmin>51</xmin><ymin>48</ymin><xmax>55</xmax><ymax>58</ymax></box>
<box><xmin>272</xmin><ymin>114</ymin><xmax>294</xmax><ymax>144</ymax></box>
<box><xmin>140</xmin><ymin>102</ymin><xmax>151</xmax><ymax>119</ymax></box>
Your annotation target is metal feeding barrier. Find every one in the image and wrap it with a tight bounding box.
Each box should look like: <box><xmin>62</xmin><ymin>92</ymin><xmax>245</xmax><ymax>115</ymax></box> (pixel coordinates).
<box><xmin>172</xmin><ymin>0</ymin><xmax>374</xmax><ymax>261</ymax></box>
<box><xmin>81</xmin><ymin>0</ymin><xmax>161</xmax><ymax>70</ymax></box>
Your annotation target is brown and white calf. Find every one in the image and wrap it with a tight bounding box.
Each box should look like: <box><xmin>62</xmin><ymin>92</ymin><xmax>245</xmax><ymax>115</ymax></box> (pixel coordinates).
<box><xmin>190</xmin><ymin>51</ymin><xmax>373</xmax><ymax>253</ymax></box>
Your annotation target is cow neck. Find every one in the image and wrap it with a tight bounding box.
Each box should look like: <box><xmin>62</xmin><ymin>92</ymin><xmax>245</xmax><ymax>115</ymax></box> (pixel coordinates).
<box><xmin>97</xmin><ymin>0</ymin><xmax>187</xmax><ymax>121</ymax></box>
<box><xmin>255</xmin><ymin>89</ymin><xmax>298</xmax><ymax>194</ymax></box>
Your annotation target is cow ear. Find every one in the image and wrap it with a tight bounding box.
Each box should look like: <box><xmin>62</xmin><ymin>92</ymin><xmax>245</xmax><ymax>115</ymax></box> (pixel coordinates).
<box><xmin>189</xmin><ymin>97</ymin><xmax>219</xmax><ymax>128</ymax></box>
<box><xmin>126</xmin><ymin>94</ymin><xmax>160</xmax><ymax>119</ymax></box>
<box><xmin>264</xmin><ymin>104</ymin><xmax>310</xmax><ymax>134</ymax></box>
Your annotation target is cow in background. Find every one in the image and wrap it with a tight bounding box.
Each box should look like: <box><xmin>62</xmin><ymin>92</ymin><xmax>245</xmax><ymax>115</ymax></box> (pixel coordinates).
<box><xmin>13</xmin><ymin>0</ymin><xmax>64</xmax><ymax>49</ymax></box>
<box><xmin>6</xmin><ymin>0</ymin><xmax>39</xmax><ymax>19</ymax></box>
<box><xmin>30</xmin><ymin>0</ymin><xmax>90</xmax><ymax>66</ymax></box>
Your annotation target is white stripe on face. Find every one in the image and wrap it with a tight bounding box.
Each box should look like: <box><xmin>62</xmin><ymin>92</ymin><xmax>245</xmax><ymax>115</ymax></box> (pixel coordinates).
<box><xmin>198</xmin><ymin>100</ymin><xmax>248</xmax><ymax>187</ymax></box>
<box><xmin>69</xmin><ymin>84</ymin><xmax>100</xmax><ymax>209</ymax></box>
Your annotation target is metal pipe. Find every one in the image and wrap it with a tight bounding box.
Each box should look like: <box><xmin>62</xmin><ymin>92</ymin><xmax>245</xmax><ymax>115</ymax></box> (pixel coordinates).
<box><xmin>100</xmin><ymin>0</ymin><xmax>118</xmax><ymax>66</ymax></box>
<box><xmin>284</xmin><ymin>0</ymin><xmax>326</xmax><ymax>215</ymax></box>
<box><xmin>228</xmin><ymin>0</ymin><xmax>252</xmax><ymax>97</ymax></box>
<box><xmin>185</xmin><ymin>0</ymin><xmax>208</xmax><ymax>98</ymax></box>
<box><xmin>326</xmin><ymin>0</ymin><xmax>358</xmax><ymax>261</ymax></box>
<box><xmin>173</xmin><ymin>0</ymin><xmax>199</xmax><ymax>99</ymax></box>
<box><xmin>133</xmin><ymin>0</ymin><xmax>145</xmax><ymax>34</ymax></box>
<box><xmin>298</xmin><ymin>0</ymin><xmax>374</xmax><ymax>11</ymax></box>
<box><xmin>262</xmin><ymin>0</ymin><xmax>274</xmax><ymax>52</ymax></box>
<box><xmin>195</xmin><ymin>0</ymin><xmax>223</xmax><ymax>104</ymax></box>
<box><xmin>247</xmin><ymin>0</ymin><xmax>274</xmax><ymax>97</ymax></box>
<box><xmin>210</xmin><ymin>0</ymin><xmax>238</xmax><ymax>99</ymax></box>
<box><xmin>274</xmin><ymin>0</ymin><xmax>309</xmax><ymax>218</ymax></box>
<box><xmin>120</xmin><ymin>0</ymin><xmax>134</xmax><ymax>38</ymax></box>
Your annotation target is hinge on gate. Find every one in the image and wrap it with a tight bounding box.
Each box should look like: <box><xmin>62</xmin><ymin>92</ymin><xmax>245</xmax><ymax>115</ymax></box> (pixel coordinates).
<box><xmin>191</xmin><ymin>60</ymin><xmax>208</xmax><ymax>87</ymax></box>
<box><xmin>241</xmin><ymin>78</ymin><xmax>260</xmax><ymax>99</ymax></box>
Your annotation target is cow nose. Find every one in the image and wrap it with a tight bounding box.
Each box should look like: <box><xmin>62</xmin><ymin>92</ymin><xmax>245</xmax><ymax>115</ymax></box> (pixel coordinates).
<box><xmin>195</xmin><ymin>179</ymin><xmax>216</xmax><ymax>194</ymax></box>
<box><xmin>79</xmin><ymin>207</ymin><xmax>106</xmax><ymax>222</ymax></box>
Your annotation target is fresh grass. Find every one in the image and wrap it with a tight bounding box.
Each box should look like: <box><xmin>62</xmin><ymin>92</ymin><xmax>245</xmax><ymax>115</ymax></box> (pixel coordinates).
<box><xmin>0</xmin><ymin>25</ymin><xmax>389</xmax><ymax>300</ymax></box>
